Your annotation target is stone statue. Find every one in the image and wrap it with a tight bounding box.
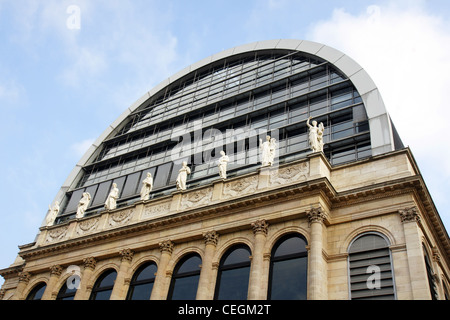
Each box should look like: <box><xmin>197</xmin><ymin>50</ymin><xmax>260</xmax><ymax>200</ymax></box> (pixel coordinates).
<box><xmin>217</xmin><ymin>151</ymin><xmax>229</xmax><ymax>179</ymax></box>
<box><xmin>76</xmin><ymin>192</ymin><xmax>91</xmax><ymax>219</ymax></box>
<box><xmin>140</xmin><ymin>172</ymin><xmax>153</xmax><ymax>200</ymax></box>
<box><xmin>46</xmin><ymin>201</ymin><xmax>60</xmax><ymax>226</ymax></box>
<box><xmin>105</xmin><ymin>183</ymin><xmax>119</xmax><ymax>210</ymax></box>
<box><xmin>176</xmin><ymin>161</ymin><xmax>191</xmax><ymax>191</ymax></box>
<box><xmin>260</xmin><ymin>135</ymin><xmax>276</xmax><ymax>167</ymax></box>
<box><xmin>307</xmin><ymin>116</ymin><xmax>325</xmax><ymax>152</ymax></box>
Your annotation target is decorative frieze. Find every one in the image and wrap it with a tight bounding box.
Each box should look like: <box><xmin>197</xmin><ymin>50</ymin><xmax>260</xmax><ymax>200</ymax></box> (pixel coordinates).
<box><xmin>45</xmin><ymin>225</ymin><xmax>68</xmax><ymax>243</ymax></box>
<box><xmin>270</xmin><ymin>161</ymin><xmax>309</xmax><ymax>186</ymax></box>
<box><xmin>399</xmin><ymin>207</ymin><xmax>421</xmax><ymax>223</ymax></box>
<box><xmin>143</xmin><ymin>201</ymin><xmax>171</xmax><ymax>219</ymax></box>
<box><xmin>108</xmin><ymin>208</ymin><xmax>134</xmax><ymax>227</ymax></box>
<box><xmin>18</xmin><ymin>271</ymin><xmax>31</xmax><ymax>283</ymax></box>
<box><xmin>223</xmin><ymin>176</ymin><xmax>258</xmax><ymax>199</ymax></box>
<box><xmin>76</xmin><ymin>217</ymin><xmax>99</xmax><ymax>236</ymax></box>
<box><xmin>180</xmin><ymin>187</ymin><xmax>213</xmax><ymax>210</ymax></box>
<box><xmin>203</xmin><ymin>231</ymin><xmax>219</xmax><ymax>246</ymax></box>
<box><xmin>251</xmin><ymin>219</ymin><xmax>269</xmax><ymax>236</ymax></box>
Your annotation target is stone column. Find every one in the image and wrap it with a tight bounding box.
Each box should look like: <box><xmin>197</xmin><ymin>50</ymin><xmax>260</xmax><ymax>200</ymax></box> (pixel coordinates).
<box><xmin>248</xmin><ymin>219</ymin><xmax>269</xmax><ymax>300</ymax></box>
<box><xmin>399</xmin><ymin>207</ymin><xmax>432</xmax><ymax>299</ymax></box>
<box><xmin>150</xmin><ymin>240</ymin><xmax>174</xmax><ymax>300</ymax></box>
<box><xmin>110</xmin><ymin>248</ymin><xmax>134</xmax><ymax>300</ymax></box>
<box><xmin>74</xmin><ymin>257</ymin><xmax>97</xmax><ymax>300</ymax></box>
<box><xmin>11</xmin><ymin>271</ymin><xmax>31</xmax><ymax>300</ymax></box>
<box><xmin>306</xmin><ymin>207</ymin><xmax>326</xmax><ymax>300</ymax></box>
<box><xmin>196</xmin><ymin>231</ymin><xmax>219</xmax><ymax>300</ymax></box>
<box><xmin>41</xmin><ymin>265</ymin><xmax>63</xmax><ymax>300</ymax></box>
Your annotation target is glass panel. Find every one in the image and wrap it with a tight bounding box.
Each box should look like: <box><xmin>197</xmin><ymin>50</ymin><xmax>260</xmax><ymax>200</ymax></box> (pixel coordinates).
<box><xmin>91</xmin><ymin>181</ymin><xmax>112</xmax><ymax>206</ymax></box>
<box><xmin>270</xmin><ymin>257</ymin><xmax>308</xmax><ymax>300</ymax></box>
<box><xmin>98</xmin><ymin>270</ymin><xmax>117</xmax><ymax>287</ymax></box>
<box><xmin>129</xmin><ymin>283</ymin><xmax>154</xmax><ymax>300</ymax></box>
<box><xmin>222</xmin><ymin>247</ymin><xmax>250</xmax><ymax>266</ymax></box>
<box><xmin>92</xmin><ymin>290</ymin><xmax>113</xmax><ymax>300</ymax></box>
<box><xmin>177</xmin><ymin>255</ymin><xmax>202</xmax><ymax>274</ymax></box>
<box><xmin>273</xmin><ymin>236</ymin><xmax>307</xmax><ymax>257</ymax></box>
<box><xmin>349</xmin><ymin>234</ymin><xmax>389</xmax><ymax>253</ymax></box>
<box><xmin>135</xmin><ymin>263</ymin><xmax>157</xmax><ymax>282</ymax></box>
<box><xmin>121</xmin><ymin>171</ymin><xmax>142</xmax><ymax>197</ymax></box>
<box><xmin>215</xmin><ymin>267</ymin><xmax>250</xmax><ymax>300</ymax></box>
<box><xmin>65</xmin><ymin>189</ymin><xmax>85</xmax><ymax>213</ymax></box>
<box><xmin>26</xmin><ymin>282</ymin><xmax>46</xmax><ymax>300</ymax></box>
<box><xmin>169</xmin><ymin>275</ymin><xmax>200</xmax><ymax>300</ymax></box>
<box><xmin>154</xmin><ymin>162</ymin><xmax>173</xmax><ymax>188</ymax></box>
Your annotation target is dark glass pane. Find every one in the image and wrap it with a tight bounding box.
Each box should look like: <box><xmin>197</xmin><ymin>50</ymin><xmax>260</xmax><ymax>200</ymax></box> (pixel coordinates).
<box><xmin>216</xmin><ymin>267</ymin><xmax>250</xmax><ymax>300</ymax></box>
<box><xmin>26</xmin><ymin>282</ymin><xmax>46</xmax><ymax>300</ymax></box>
<box><xmin>177</xmin><ymin>255</ymin><xmax>202</xmax><ymax>274</ymax></box>
<box><xmin>121</xmin><ymin>172</ymin><xmax>142</xmax><ymax>197</ymax></box>
<box><xmin>91</xmin><ymin>181</ymin><xmax>112</xmax><ymax>206</ymax></box>
<box><xmin>135</xmin><ymin>263</ymin><xmax>157</xmax><ymax>282</ymax></box>
<box><xmin>349</xmin><ymin>234</ymin><xmax>388</xmax><ymax>253</ymax></box>
<box><xmin>222</xmin><ymin>247</ymin><xmax>250</xmax><ymax>266</ymax></box>
<box><xmin>129</xmin><ymin>283</ymin><xmax>154</xmax><ymax>300</ymax></box>
<box><xmin>92</xmin><ymin>289</ymin><xmax>113</xmax><ymax>300</ymax></box>
<box><xmin>65</xmin><ymin>189</ymin><xmax>85</xmax><ymax>213</ymax></box>
<box><xmin>270</xmin><ymin>257</ymin><xmax>307</xmax><ymax>300</ymax></box>
<box><xmin>273</xmin><ymin>236</ymin><xmax>307</xmax><ymax>258</ymax></box>
<box><xmin>56</xmin><ymin>283</ymin><xmax>77</xmax><ymax>300</ymax></box>
<box><xmin>170</xmin><ymin>275</ymin><xmax>200</xmax><ymax>300</ymax></box>
<box><xmin>98</xmin><ymin>270</ymin><xmax>117</xmax><ymax>287</ymax></box>
<box><xmin>153</xmin><ymin>162</ymin><xmax>172</xmax><ymax>188</ymax></box>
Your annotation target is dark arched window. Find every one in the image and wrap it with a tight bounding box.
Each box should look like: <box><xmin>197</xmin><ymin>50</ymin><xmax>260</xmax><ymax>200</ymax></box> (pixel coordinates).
<box><xmin>268</xmin><ymin>234</ymin><xmax>308</xmax><ymax>300</ymax></box>
<box><xmin>423</xmin><ymin>246</ymin><xmax>438</xmax><ymax>300</ymax></box>
<box><xmin>348</xmin><ymin>233</ymin><xmax>395</xmax><ymax>300</ymax></box>
<box><xmin>126</xmin><ymin>262</ymin><xmax>157</xmax><ymax>300</ymax></box>
<box><xmin>214</xmin><ymin>244</ymin><xmax>251</xmax><ymax>300</ymax></box>
<box><xmin>56</xmin><ymin>282</ymin><xmax>77</xmax><ymax>300</ymax></box>
<box><xmin>26</xmin><ymin>282</ymin><xmax>47</xmax><ymax>300</ymax></box>
<box><xmin>89</xmin><ymin>269</ymin><xmax>117</xmax><ymax>300</ymax></box>
<box><xmin>168</xmin><ymin>254</ymin><xmax>201</xmax><ymax>300</ymax></box>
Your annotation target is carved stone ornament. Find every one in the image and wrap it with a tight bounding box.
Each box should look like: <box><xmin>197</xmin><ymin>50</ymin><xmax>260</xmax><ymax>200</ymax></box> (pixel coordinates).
<box><xmin>203</xmin><ymin>231</ymin><xmax>219</xmax><ymax>246</ymax></box>
<box><xmin>180</xmin><ymin>187</ymin><xmax>213</xmax><ymax>209</ymax></box>
<box><xmin>159</xmin><ymin>240</ymin><xmax>174</xmax><ymax>254</ymax></box>
<box><xmin>50</xmin><ymin>265</ymin><xmax>63</xmax><ymax>277</ymax></box>
<box><xmin>223</xmin><ymin>175</ymin><xmax>258</xmax><ymax>198</ymax></box>
<box><xmin>119</xmin><ymin>248</ymin><xmax>134</xmax><ymax>262</ymax></box>
<box><xmin>399</xmin><ymin>207</ymin><xmax>421</xmax><ymax>223</ymax></box>
<box><xmin>143</xmin><ymin>201</ymin><xmax>171</xmax><ymax>219</ymax></box>
<box><xmin>251</xmin><ymin>219</ymin><xmax>269</xmax><ymax>236</ymax></box>
<box><xmin>76</xmin><ymin>217</ymin><xmax>99</xmax><ymax>236</ymax></box>
<box><xmin>306</xmin><ymin>207</ymin><xmax>325</xmax><ymax>225</ymax></box>
<box><xmin>45</xmin><ymin>225</ymin><xmax>69</xmax><ymax>243</ymax></box>
<box><xmin>108</xmin><ymin>208</ymin><xmax>134</xmax><ymax>227</ymax></box>
<box><xmin>83</xmin><ymin>257</ymin><xmax>97</xmax><ymax>270</ymax></box>
<box><xmin>18</xmin><ymin>271</ymin><xmax>31</xmax><ymax>283</ymax></box>
<box><xmin>270</xmin><ymin>162</ymin><xmax>309</xmax><ymax>186</ymax></box>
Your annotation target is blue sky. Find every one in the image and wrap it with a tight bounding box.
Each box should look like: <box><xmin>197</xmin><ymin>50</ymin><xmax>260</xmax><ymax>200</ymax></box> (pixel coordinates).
<box><xmin>1</xmin><ymin>0</ymin><xmax>450</xmax><ymax>286</ymax></box>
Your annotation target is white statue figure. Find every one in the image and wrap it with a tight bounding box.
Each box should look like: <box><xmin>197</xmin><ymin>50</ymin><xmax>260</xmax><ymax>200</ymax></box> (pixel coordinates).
<box><xmin>260</xmin><ymin>135</ymin><xmax>275</xmax><ymax>167</ymax></box>
<box><xmin>140</xmin><ymin>172</ymin><xmax>153</xmax><ymax>201</ymax></box>
<box><xmin>76</xmin><ymin>192</ymin><xmax>91</xmax><ymax>219</ymax></box>
<box><xmin>176</xmin><ymin>161</ymin><xmax>191</xmax><ymax>191</ymax></box>
<box><xmin>46</xmin><ymin>201</ymin><xmax>60</xmax><ymax>226</ymax></box>
<box><xmin>307</xmin><ymin>116</ymin><xmax>325</xmax><ymax>152</ymax></box>
<box><xmin>217</xmin><ymin>150</ymin><xmax>230</xmax><ymax>179</ymax></box>
<box><xmin>105</xmin><ymin>183</ymin><xmax>119</xmax><ymax>210</ymax></box>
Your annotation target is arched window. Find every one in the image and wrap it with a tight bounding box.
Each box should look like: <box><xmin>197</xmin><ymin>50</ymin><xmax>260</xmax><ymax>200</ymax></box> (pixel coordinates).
<box><xmin>126</xmin><ymin>262</ymin><xmax>157</xmax><ymax>300</ymax></box>
<box><xmin>89</xmin><ymin>269</ymin><xmax>117</xmax><ymax>300</ymax></box>
<box><xmin>214</xmin><ymin>245</ymin><xmax>251</xmax><ymax>300</ymax></box>
<box><xmin>348</xmin><ymin>233</ymin><xmax>396</xmax><ymax>300</ymax></box>
<box><xmin>168</xmin><ymin>254</ymin><xmax>202</xmax><ymax>300</ymax></box>
<box><xmin>56</xmin><ymin>282</ymin><xmax>77</xmax><ymax>300</ymax></box>
<box><xmin>423</xmin><ymin>246</ymin><xmax>438</xmax><ymax>300</ymax></box>
<box><xmin>268</xmin><ymin>234</ymin><xmax>308</xmax><ymax>300</ymax></box>
<box><xmin>26</xmin><ymin>282</ymin><xmax>47</xmax><ymax>300</ymax></box>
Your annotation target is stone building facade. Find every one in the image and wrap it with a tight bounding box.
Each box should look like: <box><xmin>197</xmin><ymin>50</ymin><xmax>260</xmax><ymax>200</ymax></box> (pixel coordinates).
<box><xmin>1</xmin><ymin>40</ymin><xmax>449</xmax><ymax>300</ymax></box>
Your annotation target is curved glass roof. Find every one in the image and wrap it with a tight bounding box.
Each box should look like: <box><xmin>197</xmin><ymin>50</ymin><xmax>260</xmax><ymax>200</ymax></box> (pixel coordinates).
<box><xmin>51</xmin><ymin>40</ymin><xmax>401</xmax><ymax>223</ymax></box>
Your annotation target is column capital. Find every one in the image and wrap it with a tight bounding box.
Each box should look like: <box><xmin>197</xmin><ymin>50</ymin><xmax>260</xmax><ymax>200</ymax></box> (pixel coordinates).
<box><xmin>50</xmin><ymin>265</ymin><xmax>63</xmax><ymax>277</ymax></box>
<box><xmin>159</xmin><ymin>240</ymin><xmax>174</xmax><ymax>254</ymax></box>
<box><xmin>306</xmin><ymin>207</ymin><xmax>325</xmax><ymax>225</ymax></box>
<box><xmin>119</xmin><ymin>248</ymin><xmax>134</xmax><ymax>262</ymax></box>
<box><xmin>83</xmin><ymin>257</ymin><xmax>97</xmax><ymax>271</ymax></box>
<box><xmin>399</xmin><ymin>207</ymin><xmax>421</xmax><ymax>223</ymax></box>
<box><xmin>203</xmin><ymin>231</ymin><xmax>219</xmax><ymax>246</ymax></box>
<box><xmin>251</xmin><ymin>219</ymin><xmax>269</xmax><ymax>236</ymax></box>
<box><xmin>18</xmin><ymin>271</ymin><xmax>31</xmax><ymax>283</ymax></box>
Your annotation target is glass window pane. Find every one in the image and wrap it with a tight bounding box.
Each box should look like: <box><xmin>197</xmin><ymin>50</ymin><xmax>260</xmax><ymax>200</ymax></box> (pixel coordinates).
<box><xmin>273</xmin><ymin>236</ymin><xmax>307</xmax><ymax>257</ymax></box>
<box><xmin>154</xmin><ymin>162</ymin><xmax>172</xmax><ymax>188</ymax></box>
<box><xmin>121</xmin><ymin>171</ymin><xmax>142</xmax><ymax>197</ymax></box>
<box><xmin>222</xmin><ymin>247</ymin><xmax>250</xmax><ymax>266</ymax></box>
<box><xmin>129</xmin><ymin>283</ymin><xmax>154</xmax><ymax>300</ymax></box>
<box><xmin>136</xmin><ymin>264</ymin><xmax>157</xmax><ymax>282</ymax></box>
<box><xmin>215</xmin><ymin>267</ymin><xmax>250</xmax><ymax>300</ymax></box>
<box><xmin>91</xmin><ymin>181</ymin><xmax>112</xmax><ymax>206</ymax></box>
<box><xmin>169</xmin><ymin>275</ymin><xmax>200</xmax><ymax>300</ymax></box>
<box><xmin>270</xmin><ymin>257</ymin><xmax>307</xmax><ymax>300</ymax></box>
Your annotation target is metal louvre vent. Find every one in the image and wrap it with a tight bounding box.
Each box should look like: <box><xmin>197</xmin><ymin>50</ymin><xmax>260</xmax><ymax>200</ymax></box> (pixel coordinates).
<box><xmin>348</xmin><ymin>234</ymin><xmax>396</xmax><ymax>300</ymax></box>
